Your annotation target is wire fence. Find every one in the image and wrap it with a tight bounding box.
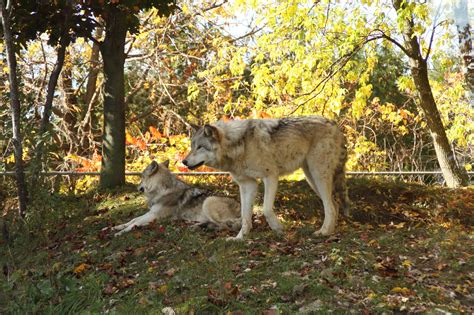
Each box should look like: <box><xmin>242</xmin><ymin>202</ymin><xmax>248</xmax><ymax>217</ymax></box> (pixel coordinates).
<box><xmin>1</xmin><ymin>171</ymin><xmax>473</xmax><ymax>177</ymax></box>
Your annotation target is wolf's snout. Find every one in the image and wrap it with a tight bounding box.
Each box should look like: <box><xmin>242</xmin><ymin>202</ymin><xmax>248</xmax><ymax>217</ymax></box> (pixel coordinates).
<box><xmin>182</xmin><ymin>159</ymin><xmax>189</xmax><ymax>166</ymax></box>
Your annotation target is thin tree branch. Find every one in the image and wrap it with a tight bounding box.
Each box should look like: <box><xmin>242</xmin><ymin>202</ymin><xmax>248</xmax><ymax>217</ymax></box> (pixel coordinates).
<box><xmin>229</xmin><ymin>26</ymin><xmax>264</xmax><ymax>44</ymax></box>
<box><xmin>371</xmin><ymin>29</ymin><xmax>414</xmax><ymax>58</ymax></box>
<box><xmin>424</xmin><ymin>20</ymin><xmax>448</xmax><ymax>61</ymax></box>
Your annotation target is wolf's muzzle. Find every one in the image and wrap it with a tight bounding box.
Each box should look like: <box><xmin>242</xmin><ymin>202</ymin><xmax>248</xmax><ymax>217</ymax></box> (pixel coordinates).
<box><xmin>186</xmin><ymin>161</ymin><xmax>204</xmax><ymax>170</ymax></box>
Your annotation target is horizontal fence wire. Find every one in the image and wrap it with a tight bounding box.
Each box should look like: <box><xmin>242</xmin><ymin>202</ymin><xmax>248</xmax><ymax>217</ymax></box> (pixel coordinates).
<box><xmin>0</xmin><ymin>171</ymin><xmax>473</xmax><ymax>177</ymax></box>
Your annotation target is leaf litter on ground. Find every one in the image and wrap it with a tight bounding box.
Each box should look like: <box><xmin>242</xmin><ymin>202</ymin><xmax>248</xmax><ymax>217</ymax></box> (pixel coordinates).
<box><xmin>0</xmin><ymin>178</ymin><xmax>473</xmax><ymax>313</ymax></box>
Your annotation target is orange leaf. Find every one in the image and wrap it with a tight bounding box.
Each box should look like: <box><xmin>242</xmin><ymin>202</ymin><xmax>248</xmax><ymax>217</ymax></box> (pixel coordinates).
<box><xmin>73</xmin><ymin>263</ymin><xmax>89</xmax><ymax>274</ymax></box>
<box><xmin>149</xmin><ymin>126</ymin><xmax>162</xmax><ymax>140</ymax></box>
<box><xmin>136</xmin><ymin>139</ymin><xmax>147</xmax><ymax>150</ymax></box>
<box><xmin>126</xmin><ymin>132</ymin><xmax>137</xmax><ymax>145</ymax></box>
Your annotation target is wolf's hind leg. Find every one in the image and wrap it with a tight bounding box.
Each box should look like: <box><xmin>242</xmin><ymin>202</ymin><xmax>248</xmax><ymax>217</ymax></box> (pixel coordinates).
<box><xmin>303</xmin><ymin>161</ymin><xmax>321</xmax><ymax>199</ymax></box>
<box><xmin>202</xmin><ymin>197</ymin><xmax>241</xmax><ymax>231</ymax></box>
<box><xmin>262</xmin><ymin>176</ymin><xmax>283</xmax><ymax>234</ymax></box>
<box><xmin>306</xmin><ymin>166</ymin><xmax>337</xmax><ymax>236</ymax></box>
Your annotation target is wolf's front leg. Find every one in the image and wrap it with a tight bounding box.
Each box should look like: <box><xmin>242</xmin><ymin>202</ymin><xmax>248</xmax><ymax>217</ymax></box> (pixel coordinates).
<box><xmin>227</xmin><ymin>179</ymin><xmax>258</xmax><ymax>241</ymax></box>
<box><xmin>263</xmin><ymin>176</ymin><xmax>283</xmax><ymax>234</ymax></box>
<box><xmin>113</xmin><ymin>211</ymin><xmax>158</xmax><ymax>236</ymax></box>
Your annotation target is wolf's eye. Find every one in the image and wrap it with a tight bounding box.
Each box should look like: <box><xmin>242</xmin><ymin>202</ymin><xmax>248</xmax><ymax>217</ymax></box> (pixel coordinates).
<box><xmin>197</xmin><ymin>145</ymin><xmax>203</xmax><ymax>150</ymax></box>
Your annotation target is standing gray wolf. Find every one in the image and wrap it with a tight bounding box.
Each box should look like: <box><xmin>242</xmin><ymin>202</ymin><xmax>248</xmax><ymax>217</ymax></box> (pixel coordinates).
<box><xmin>113</xmin><ymin>160</ymin><xmax>241</xmax><ymax>236</ymax></box>
<box><xmin>183</xmin><ymin>116</ymin><xmax>349</xmax><ymax>240</ymax></box>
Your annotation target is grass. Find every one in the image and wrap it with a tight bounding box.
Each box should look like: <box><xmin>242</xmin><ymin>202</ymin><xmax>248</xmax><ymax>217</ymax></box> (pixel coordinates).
<box><xmin>0</xmin><ymin>177</ymin><xmax>473</xmax><ymax>314</ymax></box>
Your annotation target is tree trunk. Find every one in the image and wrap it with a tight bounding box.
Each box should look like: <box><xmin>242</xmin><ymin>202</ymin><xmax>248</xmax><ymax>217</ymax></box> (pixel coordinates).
<box><xmin>98</xmin><ymin>6</ymin><xmax>127</xmax><ymax>188</ymax></box>
<box><xmin>33</xmin><ymin>39</ymin><xmax>68</xmax><ymax>171</ymax></box>
<box><xmin>1</xmin><ymin>0</ymin><xmax>28</xmax><ymax>216</ymax></box>
<box><xmin>80</xmin><ymin>26</ymin><xmax>103</xmax><ymax>154</ymax></box>
<box><xmin>31</xmin><ymin>2</ymin><xmax>72</xmax><ymax>189</ymax></box>
<box><xmin>61</xmin><ymin>50</ymin><xmax>79</xmax><ymax>153</ymax></box>
<box><xmin>410</xmin><ymin>59</ymin><xmax>469</xmax><ymax>187</ymax></box>
<box><xmin>452</xmin><ymin>0</ymin><xmax>474</xmax><ymax>108</ymax></box>
<box><xmin>84</xmin><ymin>27</ymin><xmax>103</xmax><ymax>106</ymax></box>
<box><xmin>393</xmin><ymin>0</ymin><xmax>469</xmax><ymax>187</ymax></box>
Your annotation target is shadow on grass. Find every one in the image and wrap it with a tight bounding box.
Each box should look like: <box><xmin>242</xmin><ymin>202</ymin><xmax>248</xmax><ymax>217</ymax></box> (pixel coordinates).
<box><xmin>1</xmin><ymin>177</ymin><xmax>473</xmax><ymax>313</ymax></box>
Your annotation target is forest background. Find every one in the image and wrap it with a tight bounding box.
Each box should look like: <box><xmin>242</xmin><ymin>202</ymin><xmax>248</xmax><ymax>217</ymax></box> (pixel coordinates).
<box><xmin>1</xmin><ymin>0</ymin><xmax>472</xmax><ymax>201</ymax></box>
<box><xmin>1</xmin><ymin>1</ymin><xmax>473</xmax><ymax>313</ymax></box>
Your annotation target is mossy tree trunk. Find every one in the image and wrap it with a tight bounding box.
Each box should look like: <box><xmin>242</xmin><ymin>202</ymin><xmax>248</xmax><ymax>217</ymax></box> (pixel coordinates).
<box><xmin>1</xmin><ymin>0</ymin><xmax>28</xmax><ymax>216</ymax></box>
<box><xmin>393</xmin><ymin>0</ymin><xmax>469</xmax><ymax>187</ymax></box>
<box><xmin>98</xmin><ymin>6</ymin><xmax>128</xmax><ymax>188</ymax></box>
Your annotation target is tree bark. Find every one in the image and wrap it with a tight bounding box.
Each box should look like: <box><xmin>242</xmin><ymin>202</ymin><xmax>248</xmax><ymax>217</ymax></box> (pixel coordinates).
<box><xmin>61</xmin><ymin>50</ymin><xmax>79</xmax><ymax>152</ymax></box>
<box><xmin>31</xmin><ymin>2</ymin><xmax>72</xmax><ymax>188</ymax></box>
<box><xmin>84</xmin><ymin>27</ymin><xmax>103</xmax><ymax>106</ymax></box>
<box><xmin>1</xmin><ymin>0</ymin><xmax>28</xmax><ymax>216</ymax></box>
<box><xmin>98</xmin><ymin>6</ymin><xmax>127</xmax><ymax>188</ymax></box>
<box><xmin>33</xmin><ymin>39</ymin><xmax>68</xmax><ymax>170</ymax></box>
<box><xmin>80</xmin><ymin>27</ymin><xmax>103</xmax><ymax>154</ymax></box>
<box><xmin>393</xmin><ymin>0</ymin><xmax>469</xmax><ymax>187</ymax></box>
<box><xmin>452</xmin><ymin>0</ymin><xmax>474</xmax><ymax>108</ymax></box>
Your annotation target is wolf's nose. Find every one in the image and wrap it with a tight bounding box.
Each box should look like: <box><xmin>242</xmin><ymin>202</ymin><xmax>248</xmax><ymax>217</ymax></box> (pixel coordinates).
<box><xmin>139</xmin><ymin>187</ymin><xmax>144</xmax><ymax>192</ymax></box>
<box><xmin>182</xmin><ymin>159</ymin><xmax>188</xmax><ymax>166</ymax></box>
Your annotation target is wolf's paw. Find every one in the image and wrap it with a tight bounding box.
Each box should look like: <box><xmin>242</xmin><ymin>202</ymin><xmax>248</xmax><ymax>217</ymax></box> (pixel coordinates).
<box><xmin>268</xmin><ymin>222</ymin><xmax>284</xmax><ymax>234</ymax></box>
<box><xmin>271</xmin><ymin>225</ymin><xmax>284</xmax><ymax>235</ymax></box>
<box><xmin>111</xmin><ymin>224</ymin><xmax>125</xmax><ymax>231</ymax></box>
<box><xmin>313</xmin><ymin>227</ymin><xmax>334</xmax><ymax>236</ymax></box>
<box><xmin>114</xmin><ymin>230</ymin><xmax>125</xmax><ymax>237</ymax></box>
<box><xmin>113</xmin><ymin>225</ymin><xmax>130</xmax><ymax>236</ymax></box>
<box><xmin>226</xmin><ymin>235</ymin><xmax>244</xmax><ymax>241</ymax></box>
<box><xmin>226</xmin><ymin>229</ymin><xmax>247</xmax><ymax>241</ymax></box>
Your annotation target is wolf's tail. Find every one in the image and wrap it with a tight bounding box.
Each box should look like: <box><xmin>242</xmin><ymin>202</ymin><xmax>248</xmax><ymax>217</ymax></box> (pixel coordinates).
<box><xmin>333</xmin><ymin>134</ymin><xmax>350</xmax><ymax>216</ymax></box>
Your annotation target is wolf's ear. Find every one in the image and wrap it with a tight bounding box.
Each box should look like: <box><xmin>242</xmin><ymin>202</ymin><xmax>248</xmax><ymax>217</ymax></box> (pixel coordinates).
<box><xmin>203</xmin><ymin>124</ymin><xmax>220</xmax><ymax>139</ymax></box>
<box><xmin>147</xmin><ymin>160</ymin><xmax>159</xmax><ymax>175</ymax></box>
<box><xmin>161</xmin><ymin>160</ymin><xmax>170</xmax><ymax>169</ymax></box>
<box><xmin>189</xmin><ymin>123</ymin><xmax>199</xmax><ymax>133</ymax></box>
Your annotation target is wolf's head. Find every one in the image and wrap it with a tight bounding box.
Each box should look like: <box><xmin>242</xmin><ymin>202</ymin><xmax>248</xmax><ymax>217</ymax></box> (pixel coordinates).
<box><xmin>182</xmin><ymin>125</ymin><xmax>221</xmax><ymax>170</ymax></box>
<box><xmin>138</xmin><ymin>160</ymin><xmax>173</xmax><ymax>195</ymax></box>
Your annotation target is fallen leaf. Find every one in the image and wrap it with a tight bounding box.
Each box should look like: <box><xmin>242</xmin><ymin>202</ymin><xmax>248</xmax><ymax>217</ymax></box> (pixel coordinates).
<box><xmin>103</xmin><ymin>283</ymin><xmax>117</xmax><ymax>295</ymax></box>
<box><xmin>391</xmin><ymin>286</ymin><xmax>415</xmax><ymax>296</ymax></box>
<box><xmin>161</xmin><ymin>307</ymin><xmax>176</xmax><ymax>315</ymax></box>
<box><xmin>73</xmin><ymin>263</ymin><xmax>89</xmax><ymax>275</ymax></box>
<box><xmin>157</xmin><ymin>284</ymin><xmax>168</xmax><ymax>295</ymax></box>
<box><xmin>402</xmin><ymin>259</ymin><xmax>412</xmax><ymax>268</ymax></box>
<box><xmin>299</xmin><ymin>300</ymin><xmax>322</xmax><ymax>313</ymax></box>
<box><xmin>165</xmin><ymin>268</ymin><xmax>177</xmax><ymax>277</ymax></box>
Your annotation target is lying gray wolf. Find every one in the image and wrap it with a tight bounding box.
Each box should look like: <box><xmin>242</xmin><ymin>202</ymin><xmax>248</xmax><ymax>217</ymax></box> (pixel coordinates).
<box><xmin>183</xmin><ymin>116</ymin><xmax>349</xmax><ymax>240</ymax></box>
<box><xmin>113</xmin><ymin>160</ymin><xmax>241</xmax><ymax>236</ymax></box>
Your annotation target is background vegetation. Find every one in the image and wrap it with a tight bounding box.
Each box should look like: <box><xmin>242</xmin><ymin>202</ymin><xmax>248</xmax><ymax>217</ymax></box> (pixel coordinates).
<box><xmin>1</xmin><ymin>0</ymin><xmax>472</xmax><ymax>188</ymax></box>
<box><xmin>0</xmin><ymin>0</ymin><xmax>473</xmax><ymax>313</ymax></box>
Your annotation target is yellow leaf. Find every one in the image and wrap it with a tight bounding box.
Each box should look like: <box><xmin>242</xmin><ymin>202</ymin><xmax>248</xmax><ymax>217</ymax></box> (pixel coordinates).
<box><xmin>391</xmin><ymin>287</ymin><xmax>413</xmax><ymax>296</ymax></box>
<box><xmin>73</xmin><ymin>263</ymin><xmax>89</xmax><ymax>274</ymax></box>
<box><xmin>393</xmin><ymin>222</ymin><xmax>405</xmax><ymax>229</ymax></box>
<box><xmin>402</xmin><ymin>259</ymin><xmax>412</xmax><ymax>268</ymax></box>
<box><xmin>157</xmin><ymin>284</ymin><xmax>168</xmax><ymax>295</ymax></box>
<box><xmin>367</xmin><ymin>293</ymin><xmax>377</xmax><ymax>299</ymax></box>
<box><xmin>181</xmin><ymin>3</ymin><xmax>189</xmax><ymax>14</ymax></box>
